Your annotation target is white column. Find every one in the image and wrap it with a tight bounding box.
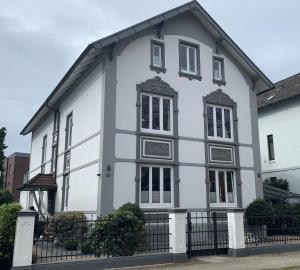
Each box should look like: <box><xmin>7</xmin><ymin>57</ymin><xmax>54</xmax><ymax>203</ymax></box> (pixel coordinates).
<box><xmin>13</xmin><ymin>211</ymin><xmax>36</xmax><ymax>267</ymax></box>
<box><xmin>227</xmin><ymin>208</ymin><xmax>246</xmax><ymax>256</ymax></box>
<box><xmin>169</xmin><ymin>208</ymin><xmax>187</xmax><ymax>262</ymax></box>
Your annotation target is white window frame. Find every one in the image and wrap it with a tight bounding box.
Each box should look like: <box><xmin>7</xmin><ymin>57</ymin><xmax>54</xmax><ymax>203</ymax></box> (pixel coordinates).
<box><xmin>152</xmin><ymin>43</ymin><xmax>162</xmax><ymax>68</ymax></box>
<box><xmin>179</xmin><ymin>43</ymin><xmax>198</xmax><ymax>75</ymax></box>
<box><xmin>140</xmin><ymin>165</ymin><xmax>174</xmax><ymax>208</ymax></box>
<box><xmin>63</xmin><ymin>174</ymin><xmax>70</xmax><ymax>211</ymax></box>
<box><xmin>209</xmin><ymin>145</ymin><xmax>234</xmax><ymax>164</ymax></box>
<box><xmin>65</xmin><ymin>113</ymin><xmax>73</xmax><ymax>150</ymax></box>
<box><xmin>207</xmin><ymin>104</ymin><xmax>234</xmax><ymax>142</ymax></box>
<box><xmin>142</xmin><ymin>139</ymin><xmax>173</xmax><ymax>160</ymax></box>
<box><xmin>209</xmin><ymin>169</ymin><xmax>237</xmax><ymax>207</ymax></box>
<box><xmin>213</xmin><ymin>58</ymin><xmax>223</xmax><ymax>81</ymax></box>
<box><xmin>141</xmin><ymin>93</ymin><xmax>173</xmax><ymax>135</ymax></box>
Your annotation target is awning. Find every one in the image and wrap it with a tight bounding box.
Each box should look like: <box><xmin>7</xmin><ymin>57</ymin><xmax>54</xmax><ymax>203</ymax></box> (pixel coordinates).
<box><xmin>17</xmin><ymin>173</ymin><xmax>57</xmax><ymax>191</ymax></box>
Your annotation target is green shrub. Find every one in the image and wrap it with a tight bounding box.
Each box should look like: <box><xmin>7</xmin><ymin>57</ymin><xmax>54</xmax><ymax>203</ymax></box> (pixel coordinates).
<box><xmin>264</xmin><ymin>178</ymin><xmax>289</xmax><ymax>191</ymax></box>
<box><xmin>45</xmin><ymin>211</ymin><xmax>86</xmax><ymax>241</ymax></box>
<box><xmin>245</xmin><ymin>198</ymin><xmax>274</xmax><ymax>226</ymax></box>
<box><xmin>63</xmin><ymin>239</ymin><xmax>79</xmax><ymax>251</ymax></box>
<box><xmin>91</xmin><ymin>210</ymin><xmax>145</xmax><ymax>257</ymax></box>
<box><xmin>0</xmin><ymin>203</ymin><xmax>22</xmax><ymax>260</ymax></box>
<box><xmin>0</xmin><ymin>189</ymin><xmax>14</xmax><ymax>205</ymax></box>
<box><xmin>81</xmin><ymin>241</ymin><xmax>93</xmax><ymax>255</ymax></box>
<box><xmin>119</xmin><ymin>202</ymin><xmax>145</xmax><ymax>223</ymax></box>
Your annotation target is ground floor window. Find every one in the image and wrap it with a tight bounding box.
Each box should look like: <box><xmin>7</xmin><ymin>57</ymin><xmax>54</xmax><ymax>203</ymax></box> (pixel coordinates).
<box><xmin>209</xmin><ymin>169</ymin><xmax>236</xmax><ymax>206</ymax></box>
<box><xmin>62</xmin><ymin>174</ymin><xmax>70</xmax><ymax>211</ymax></box>
<box><xmin>140</xmin><ymin>166</ymin><xmax>173</xmax><ymax>207</ymax></box>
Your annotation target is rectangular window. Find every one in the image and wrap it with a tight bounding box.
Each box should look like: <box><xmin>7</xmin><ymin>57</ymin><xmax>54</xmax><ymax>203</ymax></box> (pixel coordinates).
<box><xmin>267</xmin><ymin>134</ymin><xmax>275</xmax><ymax>161</ymax></box>
<box><xmin>209</xmin><ymin>169</ymin><xmax>236</xmax><ymax>206</ymax></box>
<box><xmin>140</xmin><ymin>166</ymin><xmax>173</xmax><ymax>207</ymax></box>
<box><xmin>179</xmin><ymin>41</ymin><xmax>199</xmax><ymax>76</ymax></box>
<box><xmin>41</xmin><ymin>135</ymin><xmax>47</xmax><ymax>173</ymax></box>
<box><xmin>63</xmin><ymin>174</ymin><xmax>70</xmax><ymax>210</ymax></box>
<box><xmin>151</xmin><ymin>40</ymin><xmax>165</xmax><ymax>71</ymax></box>
<box><xmin>65</xmin><ymin>113</ymin><xmax>73</xmax><ymax>149</ymax></box>
<box><xmin>141</xmin><ymin>94</ymin><xmax>173</xmax><ymax>134</ymax></box>
<box><xmin>207</xmin><ymin>105</ymin><xmax>233</xmax><ymax>141</ymax></box>
<box><xmin>213</xmin><ymin>58</ymin><xmax>223</xmax><ymax>81</ymax></box>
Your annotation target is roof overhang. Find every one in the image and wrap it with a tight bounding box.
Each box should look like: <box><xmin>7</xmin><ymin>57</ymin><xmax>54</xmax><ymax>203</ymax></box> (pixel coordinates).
<box><xmin>21</xmin><ymin>0</ymin><xmax>273</xmax><ymax>135</ymax></box>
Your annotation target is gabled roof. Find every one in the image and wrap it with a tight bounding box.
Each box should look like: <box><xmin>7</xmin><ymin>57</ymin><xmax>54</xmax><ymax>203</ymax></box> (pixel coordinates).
<box><xmin>263</xmin><ymin>183</ymin><xmax>300</xmax><ymax>201</ymax></box>
<box><xmin>17</xmin><ymin>173</ymin><xmax>57</xmax><ymax>191</ymax></box>
<box><xmin>257</xmin><ymin>73</ymin><xmax>300</xmax><ymax>109</ymax></box>
<box><xmin>21</xmin><ymin>0</ymin><xmax>273</xmax><ymax>135</ymax></box>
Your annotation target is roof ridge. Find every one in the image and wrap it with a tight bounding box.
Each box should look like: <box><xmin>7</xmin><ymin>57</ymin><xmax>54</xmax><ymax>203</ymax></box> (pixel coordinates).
<box><xmin>275</xmin><ymin>72</ymin><xmax>300</xmax><ymax>85</ymax></box>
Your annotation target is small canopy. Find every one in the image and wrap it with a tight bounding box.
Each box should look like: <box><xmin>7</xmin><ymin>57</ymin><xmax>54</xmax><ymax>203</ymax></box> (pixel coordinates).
<box><xmin>17</xmin><ymin>173</ymin><xmax>57</xmax><ymax>191</ymax></box>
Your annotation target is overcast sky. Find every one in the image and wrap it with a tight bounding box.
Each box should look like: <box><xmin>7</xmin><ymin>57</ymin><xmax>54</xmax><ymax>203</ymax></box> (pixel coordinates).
<box><xmin>1</xmin><ymin>0</ymin><xmax>299</xmax><ymax>156</ymax></box>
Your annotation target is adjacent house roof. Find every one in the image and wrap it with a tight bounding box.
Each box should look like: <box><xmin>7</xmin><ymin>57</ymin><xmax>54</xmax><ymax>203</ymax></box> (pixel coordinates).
<box><xmin>263</xmin><ymin>183</ymin><xmax>300</xmax><ymax>201</ymax></box>
<box><xmin>257</xmin><ymin>73</ymin><xmax>300</xmax><ymax>109</ymax></box>
<box><xmin>17</xmin><ymin>173</ymin><xmax>57</xmax><ymax>191</ymax></box>
<box><xmin>20</xmin><ymin>0</ymin><xmax>273</xmax><ymax>135</ymax></box>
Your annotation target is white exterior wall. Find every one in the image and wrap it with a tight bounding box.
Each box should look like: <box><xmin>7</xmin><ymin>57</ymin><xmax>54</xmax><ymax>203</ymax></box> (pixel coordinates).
<box><xmin>113</xmin><ymin>13</ymin><xmax>257</xmax><ymax>209</ymax></box>
<box><xmin>20</xmin><ymin>64</ymin><xmax>103</xmax><ymax>213</ymax></box>
<box><xmin>258</xmin><ymin>99</ymin><xmax>300</xmax><ymax>193</ymax></box>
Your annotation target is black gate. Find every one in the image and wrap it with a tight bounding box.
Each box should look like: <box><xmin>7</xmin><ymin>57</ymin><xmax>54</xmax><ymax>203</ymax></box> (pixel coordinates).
<box><xmin>186</xmin><ymin>211</ymin><xmax>228</xmax><ymax>257</ymax></box>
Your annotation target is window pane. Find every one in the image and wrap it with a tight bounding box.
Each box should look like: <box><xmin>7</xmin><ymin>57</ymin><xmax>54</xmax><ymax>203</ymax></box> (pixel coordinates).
<box><xmin>209</xmin><ymin>170</ymin><xmax>217</xmax><ymax>203</ymax></box>
<box><xmin>216</xmin><ymin>108</ymin><xmax>223</xmax><ymax>137</ymax></box>
<box><xmin>226</xmin><ymin>171</ymin><xmax>234</xmax><ymax>203</ymax></box>
<box><xmin>213</xmin><ymin>59</ymin><xmax>222</xmax><ymax>80</ymax></box>
<box><xmin>163</xmin><ymin>99</ymin><xmax>170</xmax><ymax>131</ymax></box>
<box><xmin>179</xmin><ymin>45</ymin><xmax>187</xmax><ymax>71</ymax></box>
<box><xmin>153</xmin><ymin>44</ymin><xmax>162</xmax><ymax>67</ymax></box>
<box><xmin>189</xmin><ymin>47</ymin><xmax>196</xmax><ymax>73</ymax></box>
<box><xmin>142</xmin><ymin>95</ymin><xmax>150</xmax><ymax>129</ymax></box>
<box><xmin>218</xmin><ymin>171</ymin><xmax>226</xmax><ymax>203</ymax></box>
<box><xmin>224</xmin><ymin>109</ymin><xmax>231</xmax><ymax>139</ymax></box>
<box><xmin>141</xmin><ymin>167</ymin><xmax>149</xmax><ymax>203</ymax></box>
<box><xmin>152</xmin><ymin>97</ymin><xmax>160</xmax><ymax>130</ymax></box>
<box><xmin>268</xmin><ymin>135</ymin><xmax>275</xmax><ymax>160</ymax></box>
<box><xmin>163</xmin><ymin>168</ymin><xmax>171</xmax><ymax>203</ymax></box>
<box><xmin>152</xmin><ymin>167</ymin><xmax>160</xmax><ymax>203</ymax></box>
<box><xmin>207</xmin><ymin>106</ymin><xmax>214</xmax><ymax>137</ymax></box>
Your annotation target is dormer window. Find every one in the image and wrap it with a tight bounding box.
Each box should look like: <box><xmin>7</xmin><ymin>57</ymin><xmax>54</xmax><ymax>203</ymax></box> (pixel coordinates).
<box><xmin>150</xmin><ymin>40</ymin><xmax>166</xmax><ymax>73</ymax></box>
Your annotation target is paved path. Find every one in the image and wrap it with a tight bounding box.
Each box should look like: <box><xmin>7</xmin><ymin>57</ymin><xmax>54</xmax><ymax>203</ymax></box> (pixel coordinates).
<box><xmin>121</xmin><ymin>252</ymin><xmax>300</xmax><ymax>270</ymax></box>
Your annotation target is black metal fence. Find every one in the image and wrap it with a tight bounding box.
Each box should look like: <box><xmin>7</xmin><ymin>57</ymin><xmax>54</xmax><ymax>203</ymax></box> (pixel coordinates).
<box><xmin>33</xmin><ymin>212</ymin><xmax>170</xmax><ymax>263</ymax></box>
<box><xmin>245</xmin><ymin>215</ymin><xmax>300</xmax><ymax>247</ymax></box>
<box><xmin>186</xmin><ymin>211</ymin><xmax>228</xmax><ymax>257</ymax></box>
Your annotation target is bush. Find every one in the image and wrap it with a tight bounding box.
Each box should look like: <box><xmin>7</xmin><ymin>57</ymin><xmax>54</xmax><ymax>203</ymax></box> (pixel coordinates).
<box><xmin>63</xmin><ymin>239</ymin><xmax>79</xmax><ymax>251</ymax></box>
<box><xmin>264</xmin><ymin>178</ymin><xmax>289</xmax><ymax>191</ymax></box>
<box><xmin>91</xmin><ymin>210</ymin><xmax>145</xmax><ymax>257</ymax></box>
<box><xmin>0</xmin><ymin>203</ymin><xmax>22</xmax><ymax>260</ymax></box>
<box><xmin>0</xmin><ymin>189</ymin><xmax>14</xmax><ymax>205</ymax></box>
<box><xmin>45</xmin><ymin>211</ymin><xmax>87</xmax><ymax>241</ymax></box>
<box><xmin>245</xmin><ymin>198</ymin><xmax>274</xmax><ymax>226</ymax></box>
<box><xmin>81</xmin><ymin>241</ymin><xmax>93</xmax><ymax>255</ymax></box>
<box><xmin>119</xmin><ymin>202</ymin><xmax>145</xmax><ymax>223</ymax></box>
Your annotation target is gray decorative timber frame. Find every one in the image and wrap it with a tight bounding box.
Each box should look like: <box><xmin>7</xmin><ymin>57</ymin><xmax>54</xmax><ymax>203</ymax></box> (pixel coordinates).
<box><xmin>136</xmin><ymin>76</ymin><xmax>179</xmax><ymax>207</ymax></box>
<box><xmin>150</xmin><ymin>39</ymin><xmax>166</xmax><ymax>74</ymax></box>
<box><xmin>212</xmin><ymin>55</ymin><xmax>226</xmax><ymax>86</ymax></box>
<box><xmin>203</xmin><ymin>89</ymin><xmax>242</xmax><ymax>209</ymax></box>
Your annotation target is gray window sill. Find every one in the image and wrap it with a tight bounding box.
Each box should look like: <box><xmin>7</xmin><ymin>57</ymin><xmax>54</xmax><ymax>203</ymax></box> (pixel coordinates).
<box><xmin>179</xmin><ymin>71</ymin><xmax>202</xmax><ymax>81</ymax></box>
<box><xmin>150</xmin><ymin>65</ymin><xmax>166</xmax><ymax>73</ymax></box>
<box><xmin>213</xmin><ymin>79</ymin><xmax>226</xmax><ymax>86</ymax></box>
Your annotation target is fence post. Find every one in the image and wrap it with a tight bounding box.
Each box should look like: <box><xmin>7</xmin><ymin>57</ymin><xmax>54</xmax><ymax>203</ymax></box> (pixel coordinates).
<box><xmin>169</xmin><ymin>208</ymin><xmax>188</xmax><ymax>262</ymax></box>
<box><xmin>12</xmin><ymin>211</ymin><xmax>36</xmax><ymax>267</ymax></box>
<box><xmin>227</xmin><ymin>208</ymin><xmax>246</xmax><ymax>257</ymax></box>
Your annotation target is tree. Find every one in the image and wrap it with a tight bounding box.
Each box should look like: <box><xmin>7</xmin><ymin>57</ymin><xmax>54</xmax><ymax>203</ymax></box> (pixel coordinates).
<box><xmin>0</xmin><ymin>127</ymin><xmax>7</xmax><ymax>189</ymax></box>
<box><xmin>264</xmin><ymin>177</ymin><xmax>289</xmax><ymax>191</ymax></box>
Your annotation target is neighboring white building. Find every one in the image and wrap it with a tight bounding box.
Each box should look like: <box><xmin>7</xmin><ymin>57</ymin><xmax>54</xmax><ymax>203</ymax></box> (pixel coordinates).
<box><xmin>258</xmin><ymin>73</ymin><xmax>300</xmax><ymax>194</ymax></box>
<box><xmin>19</xmin><ymin>1</ymin><xmax>273</xmax><ymax>217</ymax></box>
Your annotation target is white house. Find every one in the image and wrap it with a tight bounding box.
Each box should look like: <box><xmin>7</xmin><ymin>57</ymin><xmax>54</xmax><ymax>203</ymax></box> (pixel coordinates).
<box><xmin>19</xmin><ymin>1</ymin><xmax>273</xmax><ymax>217</ymax></box>
<box><xmin>258</xmin><ymin>73</ymin><xmax>300</xmax><ymax>194</ymax></box>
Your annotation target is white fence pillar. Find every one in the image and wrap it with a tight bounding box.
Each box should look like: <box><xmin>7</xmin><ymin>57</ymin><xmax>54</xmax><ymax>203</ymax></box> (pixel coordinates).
<box><xmin>227</xmin><ymin>208</ymin><xmax>246</xmax><ymax>256</ymax></box>
<box><xmin>13</xmin><ymin>211</ymin><xmax>36</xmax><ymax>267</ymax></box>
<box><xmin>169</xmin><ymin>208</ymin><xmax>187</xmax><ymax>262</ymax></box>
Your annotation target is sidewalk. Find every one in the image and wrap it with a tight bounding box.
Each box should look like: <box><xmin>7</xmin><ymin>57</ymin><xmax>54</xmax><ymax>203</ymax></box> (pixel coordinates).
<box><xmin>123</xmin><ymin>252</ymin><xmax>300</xmax><ymax>270</ymax></box>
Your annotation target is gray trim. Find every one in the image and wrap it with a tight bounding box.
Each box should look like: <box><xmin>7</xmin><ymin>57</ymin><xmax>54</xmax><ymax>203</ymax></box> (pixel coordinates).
<box><xmin>178</xmin><ymin>39</ymin><xmax>202</xmax><ymax>81</ymax></box>
<box><xmin>203</xmin><ymin>90</ymin><xmax>243</xmax><ymax>209</ymax></box>
<box><xmin>244</xmin><ymin>244</ymin><xmax>300</xmax><ymax>256</ymax></box>
<box><xmin>150</xmin><ymin>39</ymin><xmax>166</xmax><ymax>73</ymax></box>
<box><xmin>208</xmin><ymin>144</ymin><xmax>234</xmax><ymax>165</ymax></box>
<box><xmin>11</xmin><ymin>254</ymin><xmax>185</xmax><ymax>270</ymax></box>
<box><xmin>136</xmin><ymin>77</ymin><xmax>179</xmax><ymax>207</ymax></box>
<box><xmin>141</xmin><ymin>137</ymin><xmax>173</xmax><ymax>160</ymax></box>
<box><xmin>99</xmin><ymin>54</ymin><xmax>117</xmax><ymax>215</ymax></box>
<box><xmin>228</xmin><ymin>248</ymin><xmax>247</xmax><ymax>257</ymax></box>
<box><xmin>17</xmin><ymin>210</ymin><xmax>36</xmax><ymax>217</ymax></box>
<box><xmin>249</xmin><ymin>84</ymin><xmax>263</xmax><ymax>198</ymax></box>
<box><xmin>212</xmin><ymin>55</ymin><xmax>226</xmax><ymax>86</ymax></box>
<box><xmin>179</xmin><ymin>162</ymin><xmax>205</xmax><ymax>167</ymax></box>
<box><xmin>226</xmin><ymin>208</ymin><xmax>244</xmax><ymax>213</ymax></box>
<box><xmin>169</xmin><ymin>208</ymin><xmax>187</xmax><ymax>213</ymax></box>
